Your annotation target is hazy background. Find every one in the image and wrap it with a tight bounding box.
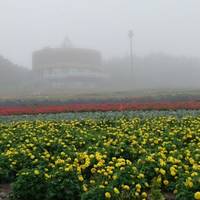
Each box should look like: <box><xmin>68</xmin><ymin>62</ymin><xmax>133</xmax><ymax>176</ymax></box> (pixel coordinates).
<box><xmin>0</xmin><ymin>0</ymin><xmax>200</xmax><ymax>67</ymax></box>
<box><xmin>0</xmin><ymin>0</ymin><xmax>200</xmax><ymax>97</ymax></box>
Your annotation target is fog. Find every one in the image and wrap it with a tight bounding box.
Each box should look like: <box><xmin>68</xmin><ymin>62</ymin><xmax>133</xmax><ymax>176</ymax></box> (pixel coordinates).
<box><xmin>0</xmin><ymin>0</ymin><xmax>200</xmax><ymax>97</ymax></box>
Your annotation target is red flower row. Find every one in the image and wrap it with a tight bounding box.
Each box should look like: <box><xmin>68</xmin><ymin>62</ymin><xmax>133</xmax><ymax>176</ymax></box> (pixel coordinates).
<box><xmin>0</xmin><ymin>101</ymin><xmax>200</xmax><ymax>116</ymax></box>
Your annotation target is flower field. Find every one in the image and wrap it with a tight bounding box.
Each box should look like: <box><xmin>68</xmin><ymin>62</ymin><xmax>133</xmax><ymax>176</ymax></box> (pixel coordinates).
<box><xmin>1</xmin><ymin>101</ymin><xmax>200</xmax><ymax>115</ymax></box>
<box><xmin>0</xmin><ymin>114</ymin><xmax>200</xmax><ymax>199</ymax></box>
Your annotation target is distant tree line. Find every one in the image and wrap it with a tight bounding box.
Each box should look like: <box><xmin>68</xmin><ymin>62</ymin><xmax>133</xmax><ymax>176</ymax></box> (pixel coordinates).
<box><xmin>0</xmin><ymin>55</ymin><xmax>32</xmax><ymax>96</ymax></box>
<box><xmin>1</xmin><ymin>53</ymin><xmax>200</xmax><ymax>97</ymax></box>
<box><xmin>103</xmin><ymin>53</ymin><xmax>200</xmax><ymax>91</ymax></box>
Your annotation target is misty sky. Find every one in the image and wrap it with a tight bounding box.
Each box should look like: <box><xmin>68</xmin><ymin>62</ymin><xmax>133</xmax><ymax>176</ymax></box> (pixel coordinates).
<box><xmin>0</xmin><ymin>0</ymin><xmax>200</xmax><ymax>68</ymax></box>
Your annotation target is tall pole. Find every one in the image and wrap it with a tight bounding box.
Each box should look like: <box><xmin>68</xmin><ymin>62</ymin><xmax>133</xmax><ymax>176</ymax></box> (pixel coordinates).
<box><xmin>128</xmin><ymin>30</ymin><xmax>134</xmax><ymax>89</ymax></box>
<box><xmin>128</xmin><ymin>30</ymin><xmax>134</xmax><ymax>73</ymax></box>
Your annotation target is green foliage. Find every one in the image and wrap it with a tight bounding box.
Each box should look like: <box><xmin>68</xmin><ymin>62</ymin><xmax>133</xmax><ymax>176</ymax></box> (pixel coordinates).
<box><xmin>149</xmin><ymin>179</ymin><xmax>165</xmax><ymax>200</ymax></box>
<box><xmin>81</xmin><ymin>187</ymin><xmax>105</xmax><ymax>200</ymax></box>
<box><xmin>11</xmin><ymin>170</ymin><xmax>47</xmax><ymax>200</ymax></box>
<box><xmin>11</xmin><ymin>169</ymin><xmax>81</xmax><ymax>200</ymax></box>
<box><xmin>46</xmin><ymin>173</ymin><xmax>81</xmax><ymax>200</ymax></box>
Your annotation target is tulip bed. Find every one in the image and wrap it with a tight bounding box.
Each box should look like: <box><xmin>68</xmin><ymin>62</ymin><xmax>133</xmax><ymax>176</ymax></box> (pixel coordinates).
<box><xmin>0</xmin><ymin>114</ymin><xmax>200</xmax><ymax>200</ymax></box>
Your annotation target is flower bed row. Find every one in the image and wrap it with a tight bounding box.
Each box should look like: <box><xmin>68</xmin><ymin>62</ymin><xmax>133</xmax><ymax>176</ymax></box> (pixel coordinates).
<box><xmin>0</xmin><ymin>117</ymin><xmax>199</xmax><ymax>199</ymax></box>
<box><xmin>1</xmin><ymin>101</ymin><xmax>200</xmax><ymax>115</ymax></box>
<box><xmin>1</xmin><ymin>93</ymin><xmax>200</xmax><ymax>107</ymax></box>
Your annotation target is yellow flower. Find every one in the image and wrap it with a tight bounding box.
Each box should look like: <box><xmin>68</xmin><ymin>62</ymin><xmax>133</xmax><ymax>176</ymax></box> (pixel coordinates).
<box><xmin>44</xmin><ymin>173</ymin><xmax>50</xmax><ymax>179</ymax></box>
<box><xmin>112</xmin><ymin>175</ymin><xmax>118</xmax><ymax>180</ymax></box>
<box><xmin>82</xmin><ymin>184</ymin><xmax>88</xmax><ymax>192</ymax></box>
<box><xmin>60</xmin><ymin>152</ymin><xmax>65</xmax><ymax>156</ymax></box>
<box><xmin>104</xmin><ymin>172</ymin><xmax>108</xmax><ymax>176</ymax></box>
<box><xmin>90</xmin><ymin>180</ymin><xmax>95</xmax><ymax>184</ymax></box>
<box><xmin>123</xmin><ymin>185</ymin><xmax>130</xmax><ymax>190</ymax></box>
<box><xmin>65</xmin><ymin>167</ymin><xmax>70</xmax><ymax>172</ymax></box>
<box><xmin>136</xmin><ymin>183</ymin><xmax>141</xmax><ymax>190</ymax></box>
<box><xmin>173</xmin><ymin>189</ymin><xmax>178</xmax><ymax>194</ymax></box>
<box><xmin>89</xmin><ymin>154</ymin><xmax>94</xmax><ymax>159</ymax></box>
<box><xmin>191</xmin><ymin>172</ymin><xmax>198</xmax><ymax>177</ymax></box>
<box><xmin>78</xmin><ymin>175</ymin><xmax>84</xmax><ymax>182</ymax></box>
<box><xmin>163</xmin><ymin>180</ymin><xmax>169</xmax><ymax>186</ymax></box>
<box><xmin>159</xmin><ymin>159</ymin><xmax>166</xmax><ymax>167</ymax></box>
<box><xmin>160</xmin><ymin>168</ymin><xmax>166</xmax><ymax>175</ymax></box>
<box><xmin>141</xmin><ymin>192</ymin><xmax>147</xmax><ymax>198</ymax></box>
<box><xmin>105</xmin><ymin>192</ymin><xmax>111</xmax><ymax>199</ymax></box>
<box><xmin>11</xmin><ymin>161</ymin><xmax>16</xmax><ymax>165</ymax></box>
<box><xmin>34</xmin><ymin>169</ymin><xmax>40</xmax><ymax>175</ymax></box>
<box><xmin>114</xmin><ymin>187</ymin><xmax>120</xmax><ymax>194</ymax></box>
<box><xmin>194</xmin><ymin>192</ymin><xmax>200</xmax><ymax>200</ymax></box>
<box><xmin>170</xmin><ymin>166</ymin><xmax>177</xmax><ymax>176</ymax></box>
<box><xmin>185</xmin><ymin>177</ymin><xmax>193</xmax><ymax>188</ymax></box>
<box><xmin>137</xmin><ymin>173</ymin><xmax>145</xmax><ymax>179</ymax></box>
<box><xmin>135</xmin><ymin>192</ymin><xmax>139</xmax><ymax>197</ymax></box>
<box><xmin>154</xmin><ymin>168</ymin><xmax>159</xmax><ymax>173</ymax></box>
<box><xmin>91</xmin><ymin>168</ymin><xmax>96</xmax><ymax>174</ymax></box>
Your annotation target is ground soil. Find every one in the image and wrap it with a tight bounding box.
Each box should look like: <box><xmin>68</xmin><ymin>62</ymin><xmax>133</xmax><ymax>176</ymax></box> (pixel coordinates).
<box><xmin>0</xmin><ymin>184</ymin><xmax>11</xmax><ymax>200</ymax></box>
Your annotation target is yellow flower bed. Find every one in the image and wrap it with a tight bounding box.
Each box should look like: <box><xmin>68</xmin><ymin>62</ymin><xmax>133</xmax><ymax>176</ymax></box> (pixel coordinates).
<box><xmin>0</xmin><ymin>116</ymin><xmax>199</xmax><ymax>199</ymax></box>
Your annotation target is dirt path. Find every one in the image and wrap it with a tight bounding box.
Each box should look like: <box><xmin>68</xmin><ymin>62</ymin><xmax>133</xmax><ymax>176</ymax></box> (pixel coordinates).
<box><xmin>0</xmin><ymin>184</ymin><xmax>11</xmax><ymax>200</ymax></box>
